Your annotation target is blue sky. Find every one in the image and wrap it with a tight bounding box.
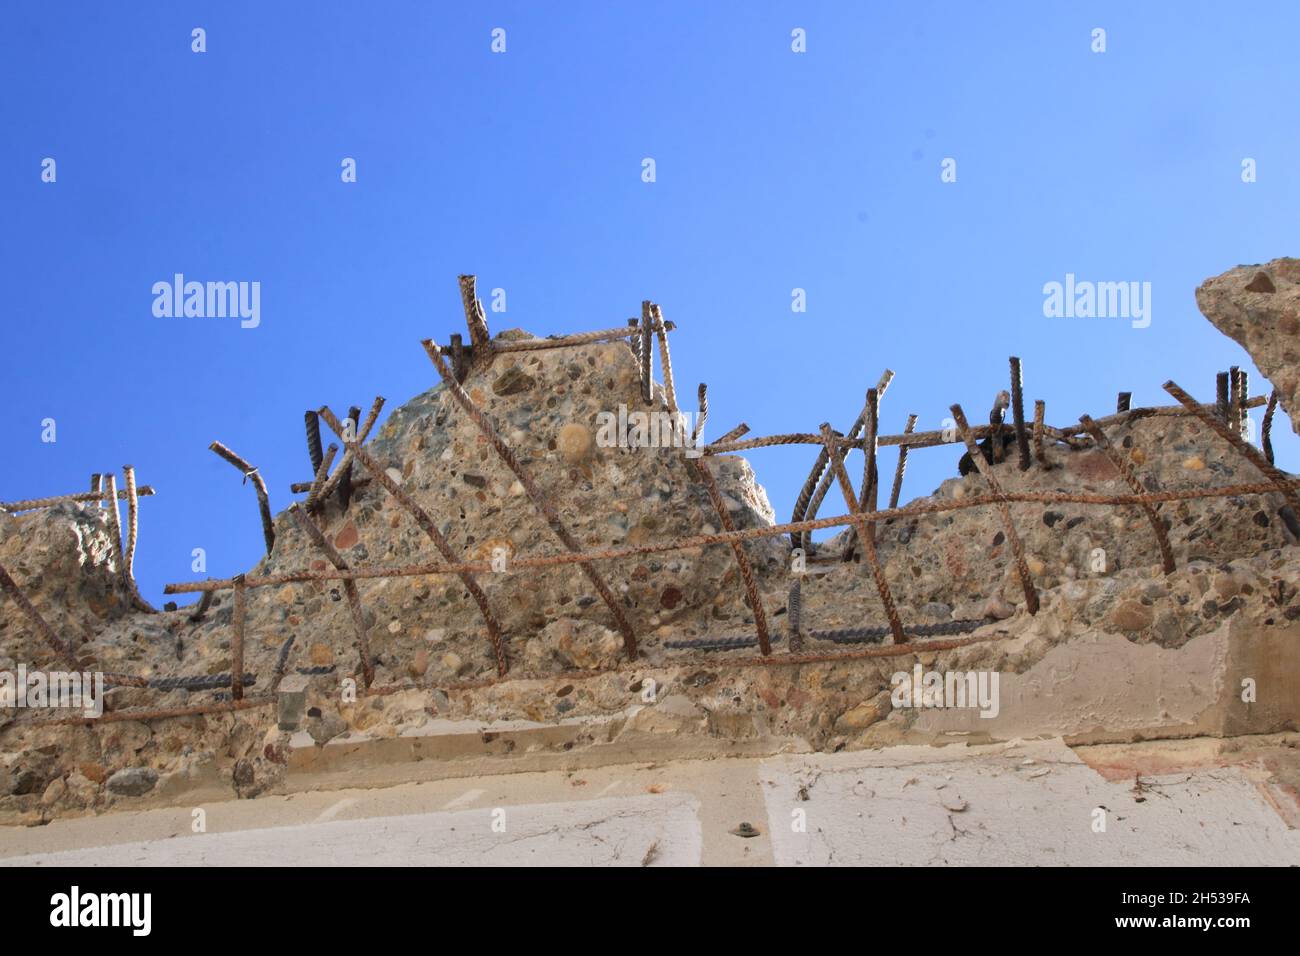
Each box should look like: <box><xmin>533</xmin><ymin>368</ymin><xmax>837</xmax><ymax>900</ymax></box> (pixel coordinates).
<box><xmin>2</xmin><ymin>1</ymin><xmax>1297</xmax><ymax>605</ymax></box>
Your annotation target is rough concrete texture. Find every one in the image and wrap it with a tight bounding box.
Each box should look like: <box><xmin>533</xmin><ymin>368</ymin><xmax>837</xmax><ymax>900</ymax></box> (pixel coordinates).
<box><xmin>1197</xmin><ymin>257</ymin><xmax>1300</xmax><ymax>434</ymax></box>
<box><xmin>2</xmin><ymin>266</ymin><xmax>1300</xmax><ymax>825</ymax></box>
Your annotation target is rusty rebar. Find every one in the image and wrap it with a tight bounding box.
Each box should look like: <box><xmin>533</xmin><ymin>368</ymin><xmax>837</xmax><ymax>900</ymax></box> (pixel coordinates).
<box><xmin>688</xmin><ymin>450</ymin><xmax>772</xmax><ymax>655</ymax></box>
<box><xmin>103</xmin><ymin>472</ymin><xmax>125</xmax><ymax>573</ymax></box>
<box><xmin>651</xmin><ymin>304</ymin><xmax>677</xmax><ymax>415</ymax></box>
<box><xmin>89</xmin><ymin>473</ymin><xmax>102</xmax><ymax>502</ymax></box>
<box><xmin>288</xmin><ymin>503</ymin><xmax>374</xmax><ymax>688</ymax></box>
<box><xmin>304</xmin><ymin>443</ymin><xmax>339</xmax><ymax>512</ymax></box>
<box><xmin>346</xmin><ymin>440</ymin><xmax>509</xmax><ymax>676</ymax></box>
<box><xmin>231</xmin><ymin>574</ymin><xmax>246</xmax><ymax>700</ymax></box>
<box><xmin>493</xmin><ymin>326</ymin><xmax>644</xmax><ymax>352</ymax></box>
<box><xmin>0</xmin><ymin>559</ymin><xmax>80</xmax><ymax>666</ymax></box>
<box><xmin>0</xmin><ymin>486</ymin><xmax>157</xmax><ymax>515</ymax></box>
<box><xmin>188</xmin><ymin>589</ymin><xmax>214</xmax><ymax>623</ymax></box>
<box><xmin>1078</xmin><ymin>415</ymin><xmax>1175</xmax><ymax>575</ymax></box>
<box><xmin>1262</xmin><ymin>390</ymin><xmax>1278</xmax><ymax>465</ymax></box>
<box><xmin>989</xmin><ymin>391</ymin><xmax>1010</xmax><ymax>464</ymax></box>
<box><xmin>889</xmin><ymin>414</ymin><xmax>919</xmax><ymax>509</ymax></box>
<box><xmin>819</xmin><ymin>423</ymin><xmax>906</xmax><ymax>643</ymax></box>
<box><xmin>165</xmin><ymin>478</ymin><xmax>1300</xmax><ymax>596</ymax></box>
<box><xmin>423</xmin><ymin>340</ymin><xmax>638</xmax><ymax>659</ymax></box>
<box><xmin>336</xmin><ymin>405</ymin><xmax>361</xmax><ymax>510</ymax></box>
<box><xmin>121</xmin><ymin>465</ymin><xmax>157</xmax><ymax>612</ymax></box>
<box><xmin>1010</xmin><ymin>357</ymin><xmax>1030</xmax><ymax>471</ymax></box>
<box><xmin>1164</xmin><ymin>379</ymin><xmax>1300</xmax><ymax>521</ymax></box>
<box><xmin>1216</xmin><ymin>372</ymin><xmax>1231</xmax><ymax>422</ymax></box>
<box><xmin>709</xmin><ymin>423</ymin><xmax>750</xmax><ymax>447</ymax></box>
<box><xmin>458</xmin><ymin>274</ymin><xmax>492</xmax><ymax>360</ymax></box>
<box><xmin>209</xmin><ymin>441</ymin><xmax>276</xmax><ymax>556</ymax></box>
<box><xmin>951</xmin><ymin>404</ymin><xmax>1039</xmax><ymax>615</ymax></box>
<box><xmin>788</xmin><ymin>579</ymin><xmax>802</xmax><ymax>651</ymax></box>
<box><xmin>449</xmin><ymin>333</ymin><xmax>468</xmax><ymax>383</ymax></box>
<box><xmin>1228</xmin><ymin>367</ymin><xmax>1242</xmax><ymax>432</ymax></box>
<box><xmin>1234</xmin><ymin>368</ymin><xmax>1249</xmax><ymax>437</ymax></box>
<box><xmin>314</xmin><ymin>396</ymin><xmax>385</xmax><ymax>505</ymax></box>
<box><xmin>305</xmin><ymin>411</ymin><xmax>324</xmax><ymax>475</ymax></box>
<box><xmin>794</xmin><ymin>371</ymin><xmax>891</xmax><ymax>553</ymax></box>
<box><xmin>840</xmin><ymin>387</ymin><xmax>881</xmax><ymax>561</ymax></box>
<box><xmin>703</xmin><ymin>397</ymin><xmax>1266</xmax><ymax>457</ymax></box>
<box><xmin>693</xmin><ymin>383</ymin><xmax>708</xmax><ymax>445</ymax></box>
<box><xmin>1032</xmin><ymin>400</ymin><xmax>1049</xmax><ymax>468</ymax></box>
<box><xmin>639</xmin><ymin>301</ymin><xmax>653</xmax><ymax>404</ymax></box>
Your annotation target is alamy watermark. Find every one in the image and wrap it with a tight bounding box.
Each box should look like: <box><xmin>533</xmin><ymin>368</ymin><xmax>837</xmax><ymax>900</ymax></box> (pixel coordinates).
<box><xmin>0</xmin><ymin>665</ymin><xmax>104</xmax><ymax>718</ymax></box>
<box><xmin>152</xmin><ymin>274</ymin><xmax>260</xmax><ymax>328</ymax></box>
<box><xmin>890</xmin><ymin>664</ymin><xmax>1000</xmax><ymax>718</ymax></box>
<box><xmin>1042</xmin><ymin>273</ymin><xmax>1151</xmax><ymax>329</ymax></box>
<box><xmin>595</xmin><ymin>404</ymin><xmax>703</xmax><ymax>456</ymax></box>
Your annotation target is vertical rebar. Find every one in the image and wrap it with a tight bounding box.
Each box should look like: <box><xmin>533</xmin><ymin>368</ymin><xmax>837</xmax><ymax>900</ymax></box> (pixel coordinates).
<box><xmin>449</xmin><ymin>333</ymin><xmax>467</xmax><ymax>383</ymax></box>
<box><xmin>1164</xmin><ymin>380</ymin><xmax>1300</xmax><ymax>522</ymax></box>
<box><xmin>103</xmin><ymin>472</ymin><xmax>125</xmax><ymax>576</ymax></box>
<box><xmin>1234</xmin><ymin>369</ymin><xmax>1249</xmax><ymax>437</ymax></box>
<box><xmin>305</xmin><ymin>411</ymin><xmax>324</xmax><ymax>475</ymax></box>
<box><xmin>89</xmin><ymin>473</ymin><xmax>102</xmax><ymax>506</ymax></box>
<box><xmin>1228</xmin><ymin>367</ymin><xmax>1242</xmax><ymax>433</ymax></box>
<box><xmin>1116</xmin><ymin>392</ymin><xmax>1132</xmax><ymax>414</ymax></box>
<box><xmin>639</xmin><ymin>301</ymin><xmax>653</xmax><ymax>404</ymax></box>
<box><xmin>121</xmin><ymin>465</ymin><xmax>157</xmax><ymax>612</ymax></box>
<box><xmin>458</xmin><ymin>274</ymin><xmax>492</xmax><ymax>361</ymax></box>
<box><xmin>788</xmin><ymin>579</ymin><xmax>802</xmax><ymax>652</ymax></box>
<box><xmin>304</xmin><ymin>444</ymin><xmax>339</xmax><ymax>512</ymax></box>
<box><xmin>693</xmin><ymin>382</ymin><xmax>708</xmax><ymax>445</ymax></box>
<box><xmin>1010</xmin><ymin>357</ymin><xmax>1030</xmax><ymax>471</ymax></box>
<box><xmin>336</xmin><ymin>406</ymin><xmax>361</xmax><ymax>510</ymax></box>
<box><xmin>651</xmin><ymin>304</ymin><xmax>677</xmax><ymax>415</ymax></box>
<box><xmin>231</xmin><ymin>574</ymin><xmax>246</xmax><ymax>700</ymax></box>
<box><xmin>1032</xmin><ymin>400</ymin><xmax>1049</xmax><ymax>468</ymax></box>
<box><xmin>1262</xmin><ymin>391</ymin><xmax>1278</xmax><ymax>465</ymax></box>
<box><xmin>1215</xmin><ymin>372</ymin><xmax>1231</xmax><ymax>422</ymax></box>
<box><xmin>989</xmin><ymin>391</ymin><xmax>1010</xmax><ymax>464</ymax></box>
<box><xmin>627</xmin><ymin>318</ymin><xmax>641</xmax><ymax>387</ymax></box>
<box><xmin>888</xmin><ymin>414</ymin><xmax>919</xmax><ymax>509</ymax></box>
<box><xmin>951</xmin><ymin>404</ymin><xmax>1040</xmax><ymax>615</ymax></box>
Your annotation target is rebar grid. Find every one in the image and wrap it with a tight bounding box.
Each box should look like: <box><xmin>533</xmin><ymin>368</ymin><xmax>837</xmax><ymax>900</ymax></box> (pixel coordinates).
<box><xmin>422</xmin><ymin>339</ymin><xmax>639</xmax><ymax>659</ymax></box>
<box><xmin>7</xmin><ymin>312</ymin><xmax>1292</xmax><ymax>724</ymax></box>
<box><xmin>164</xmin><ymin>478</ymin><xmax>1300</xmax><ymax>596</ymax></box>
<box><xmin>338</xmin><ymin>433</ymin><xmax>509</xmax><ymax>677</ymax></box>
<box><xmin>819</xmin><ymin>423</ymin><xmax>905</xmax><ymax>643</ymax></box>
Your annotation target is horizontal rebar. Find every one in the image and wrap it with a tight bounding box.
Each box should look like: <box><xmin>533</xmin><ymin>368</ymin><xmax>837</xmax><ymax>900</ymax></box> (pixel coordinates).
<box><xmin>702</xmin><ymin>397</ymin><xmax>1269</xmax><ymax>456</ymax></box>
<box><xmin>163</xmin><ymin>477</ymin><xmax>1300</xmax><ymax>595</ymax></box>
<box><xmin>1</xmin><ymin>487</ymin><xmax>157</xmax><ymax>514</ymax></box>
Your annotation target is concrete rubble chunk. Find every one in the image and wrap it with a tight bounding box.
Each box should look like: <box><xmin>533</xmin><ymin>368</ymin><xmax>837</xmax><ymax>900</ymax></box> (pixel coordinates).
<box><xmin>1196</xmin><ymin>257</ymin><xmax>1300</xmax><ymax>435</ymax></box>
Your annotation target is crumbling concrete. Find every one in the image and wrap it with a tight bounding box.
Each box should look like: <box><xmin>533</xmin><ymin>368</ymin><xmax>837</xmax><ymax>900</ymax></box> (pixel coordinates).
<box><xmin>1</xmin><ymin>265</ymin><xmax>1298</xmax><ymax>824</ymax></box>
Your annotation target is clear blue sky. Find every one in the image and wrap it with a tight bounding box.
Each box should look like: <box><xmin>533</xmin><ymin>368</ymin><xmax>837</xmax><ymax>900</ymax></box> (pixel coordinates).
<box><xmin>3</xmin><ymin>1</ymin><xmax>1297</xmax><ymax>605</ymax></box>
